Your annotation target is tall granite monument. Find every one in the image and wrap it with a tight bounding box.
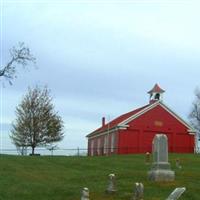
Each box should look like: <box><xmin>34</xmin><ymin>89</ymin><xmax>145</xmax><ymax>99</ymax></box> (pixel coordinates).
<box><xmin>148</xmin><ymin>134</ymin><xmax>175</xmax><ymax>181</ymax></box>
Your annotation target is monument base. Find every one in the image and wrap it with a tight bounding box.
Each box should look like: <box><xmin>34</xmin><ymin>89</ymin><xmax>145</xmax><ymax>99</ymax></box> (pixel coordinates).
<box><xmin>151</xmin><ymin>162</ymin><xmax>171</xmax><ymax>170</ymax></box>
<box><xmin>148</xmin><ymin>169</ymin><xmax>175</xmax><ymax>182</ymax></box>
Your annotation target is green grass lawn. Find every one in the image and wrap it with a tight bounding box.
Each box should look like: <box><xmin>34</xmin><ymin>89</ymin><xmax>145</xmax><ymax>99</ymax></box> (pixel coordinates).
<box><xmin>0</xmin><ymin>154</ymin><xmax>199</xmax><ymax>200</ymax></box>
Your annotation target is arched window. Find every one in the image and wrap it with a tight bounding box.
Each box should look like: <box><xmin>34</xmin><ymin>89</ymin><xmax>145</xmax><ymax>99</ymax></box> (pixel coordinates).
<box><xmin>155</xmin><ymin>93</ymin><xmax>160</xmax><ymax>100</ymax></box>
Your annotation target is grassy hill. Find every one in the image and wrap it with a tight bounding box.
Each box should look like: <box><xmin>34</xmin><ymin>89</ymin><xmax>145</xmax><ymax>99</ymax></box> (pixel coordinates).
<box><xmin>0</xmin><ymin>154</ymin><xmax>199</xmax><ymax>200</ymax></box>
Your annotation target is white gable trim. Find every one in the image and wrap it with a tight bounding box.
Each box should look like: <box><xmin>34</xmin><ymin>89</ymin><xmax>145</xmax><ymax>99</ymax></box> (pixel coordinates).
<box><xmin>118</xmin><ymin>101</ymin><xmax>195</xmax><ymax>135</ymax></box>
<box><xmin>118</xmin><ymin>101</ymin><xmax>160</xmax><ymax>127</ymax></box>
<box><xmin>159</xmin><ymin>102</ymin><xmax>195</xmax><ymax>134</ymax></box>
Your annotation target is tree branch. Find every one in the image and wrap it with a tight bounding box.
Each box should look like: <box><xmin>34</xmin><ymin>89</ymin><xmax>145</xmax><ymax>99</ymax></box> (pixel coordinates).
<box><xmin>0</xmin><ymin>42</ymin><xmax>36</xmax><ymax>84</ymax></box>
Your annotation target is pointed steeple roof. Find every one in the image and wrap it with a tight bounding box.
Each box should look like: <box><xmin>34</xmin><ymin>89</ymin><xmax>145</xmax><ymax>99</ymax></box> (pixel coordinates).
<box><xmin>147</xmin><ymin>83</ymin><xmax>165</xmax><ymax>94</ymax></box>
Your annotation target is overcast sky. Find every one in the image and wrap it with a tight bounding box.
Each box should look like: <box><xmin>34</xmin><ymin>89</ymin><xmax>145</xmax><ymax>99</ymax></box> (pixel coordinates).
<box><xmin>1</xmin><ymin>0</ymin><xmax>200</xmax><ymax>152</ymax></box>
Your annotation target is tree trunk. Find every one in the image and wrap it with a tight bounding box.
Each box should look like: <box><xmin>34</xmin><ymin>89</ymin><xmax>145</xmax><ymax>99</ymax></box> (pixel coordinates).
<box><xmin>32</xmin><ymin>146</ymin><xmax>35</xmax><ymax>155</ymax></box>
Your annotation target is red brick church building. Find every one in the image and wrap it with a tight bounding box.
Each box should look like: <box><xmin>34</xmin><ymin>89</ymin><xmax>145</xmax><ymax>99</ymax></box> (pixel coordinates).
<box><xmin>86</xmin><ymin>84</ymin><xmax>195</xmax><ymax>156</ymax></box>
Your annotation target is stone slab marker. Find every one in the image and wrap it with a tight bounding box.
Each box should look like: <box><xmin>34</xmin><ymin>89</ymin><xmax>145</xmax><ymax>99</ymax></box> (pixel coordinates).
<box><xmin>148</xmin><ymin>134</ymin><xmax>175</xmax><ymax>181</ymax></box>
<box><xmin>175</xmin><ymin>158</ymin><xmax>182</xmax><ymax>169</ymax></box>
<box><xmin>132</xmin><ymin>182</ymin><xmax>144</xmax><ymax>200</ymax></box>
<box><xmin>166</xmin><ymin>187</ymin><xmax>186</xmax><ymax>200</ymax></box>
<box><xmin>106</xmin><ymin>173</ymin><xmax>117</xmax><ymax>193</ymax></box>
<box><xmin>81</xmin><ymin>187</ymin><xmax>89</xmax><ymax>200</ymax></box>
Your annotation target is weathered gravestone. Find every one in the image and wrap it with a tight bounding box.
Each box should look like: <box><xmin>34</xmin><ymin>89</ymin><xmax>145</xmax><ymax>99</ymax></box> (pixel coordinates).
<box><xmin>175</xmin><ymin>158</ymin><xmax>182</xmax><ymax>169</ymax></box>
<box><xmin>106</xmin><ymin>173</ymin><xmax>117</xmax><ymax>193</ymax></box>
<box><xmin>148</xmin><ymin>134</ymin><xmax>175</xmax><ymax>181</ymax></box>
<box><xmin>131</xmin><ymin>182</ymin><xmax>144</xmax><ymax>200</ymax></box>
<box><xmin>81</xmin><ymin>187</ymin><xmax>89</xmax><ymax>200</ymax></box>
<box><xmin>166</xmin><ymin>187</ymin><xmax>186</xmax><ymax>200</ymax></box>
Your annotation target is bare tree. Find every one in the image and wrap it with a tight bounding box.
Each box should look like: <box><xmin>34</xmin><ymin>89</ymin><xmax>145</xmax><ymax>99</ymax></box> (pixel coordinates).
<box><xmin>0</xmin><ymin>42</ymin><xmax>36</xmax><ymax>84</ymax></box>
<box><xmin>10</xmin><ymin>86</ymin><xmax>64</xmax><ymax>155</ymax></box>
<box><xmin>189</xmin><ymin>88</ymin><xmax>200</xmax><ymax>139</ymax></box>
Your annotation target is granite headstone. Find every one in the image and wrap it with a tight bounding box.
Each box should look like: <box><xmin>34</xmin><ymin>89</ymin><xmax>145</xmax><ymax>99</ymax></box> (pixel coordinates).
<box><xmin>148</xmin><ymin>134</ymin><xmax>175</xmax><ymax>181</ymax></box>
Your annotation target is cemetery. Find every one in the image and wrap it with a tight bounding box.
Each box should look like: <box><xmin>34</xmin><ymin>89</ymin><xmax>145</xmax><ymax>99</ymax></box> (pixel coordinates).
<box><xmin>0</xmin><ymin>142</ymin><xmax>199</xmax><ymax>200</ymax></box>
<box><xmin>1</xmin><ymin>1</ymin><xmax>200</xmax><ymax>200</ymax></box>
<box><xmin>0</xmin><ymin>84</ymin><xmax>199</xmax><ymax>199</ymax></box>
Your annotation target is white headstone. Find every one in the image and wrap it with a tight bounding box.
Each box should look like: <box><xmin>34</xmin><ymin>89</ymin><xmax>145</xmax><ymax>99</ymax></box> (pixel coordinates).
<box><xmin>132</xmin><ymin>182</ymin><xmax>144</xmax><ymax>200</ymax></box>
<box><xmin>81</xmin><ymin>187</ymin><xmax>89</xmax><ymax>200</ymax></box>
<box><xmin>166</xmin><ymin>187</ymin><xmax>186</xmax><ymax>200</ymax></box>
<box><xmin>106</xmin><ymin>173</ymin><xmax>117</xmax><ymax>193</ymax></box>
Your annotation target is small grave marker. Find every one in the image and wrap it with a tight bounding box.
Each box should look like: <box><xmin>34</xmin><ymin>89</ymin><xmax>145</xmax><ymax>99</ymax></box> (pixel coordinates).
<box><xmin>81</xmin><ymin>187</ymin><xmax>89</xmax><ymax>200</ymax></box>
<box><xmin>175</xmin><ymin>158</ymin><xmax>182</xmax><ymax>169</ymax></box>
<box><xmin>106</xmin><ymin>173</ymin><xmax>117</xmax><ymax>193</ymax></box>
<box><xmin>166</xmin><ymin>187</ymin><xmax>186</xmax><ymax>200</ymax></box>
<box><xmin>132</xmin><ymin>182</ymin><xmax>144</xmax><ymax>200</ymax></box>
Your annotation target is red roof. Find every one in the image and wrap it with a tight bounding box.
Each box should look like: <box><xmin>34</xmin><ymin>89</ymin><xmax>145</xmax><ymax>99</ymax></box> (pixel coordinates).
<box><xmin>147</xmin><ymin>83</ymin><xmax>165</xmax><ymax>94</ymax></box>
<box><xmin>87</xmin><ymin>104</ymin><xmax>150</xmax><ymax>137</ymax></box>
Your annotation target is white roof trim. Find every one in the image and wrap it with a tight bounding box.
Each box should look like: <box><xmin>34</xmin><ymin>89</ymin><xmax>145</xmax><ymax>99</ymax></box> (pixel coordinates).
<box><xmin>118</xmin><ymin>101</ymin><xmax>195</xmax><ymax>135</ymax></box>
<box><xmin>88</xmin><ymin>128</ymin><xmax>117</xmax><ymax>139</ymax></box>
<box><xmin>159</xmin><ymin>102</ymin><xmax>195</xmax><ymax>134</ymax></box>
<box><xmin>118</xmin><ymin>101</ymin><xmax>160</xmax><ymax>126</ymax></box>
<box><xmin>87</xmin><ymin>125</ymin><xmax>128</xmax><ymax>139</ymax></box>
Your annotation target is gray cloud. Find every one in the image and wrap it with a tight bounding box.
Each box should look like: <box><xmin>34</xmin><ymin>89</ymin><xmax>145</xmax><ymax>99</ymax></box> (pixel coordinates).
<box><xmin>1</xmin><ymin>1</ymin><xmax>200</xmax><ymax>149</ymax></box>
